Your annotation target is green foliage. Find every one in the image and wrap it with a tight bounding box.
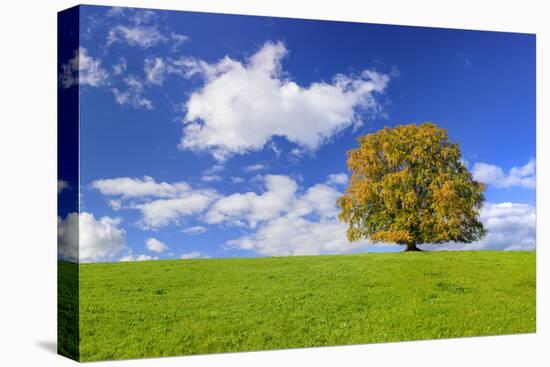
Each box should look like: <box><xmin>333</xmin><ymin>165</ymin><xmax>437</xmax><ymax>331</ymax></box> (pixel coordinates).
<box><xmin>67</xmin><ymin>251</ymin><xmax>535</xmax><ymax>361</ymax></box>
<box><xmin>338</xmin><ymin>123</ymin><xmax>486</xmax><ymax>249</ymax></box>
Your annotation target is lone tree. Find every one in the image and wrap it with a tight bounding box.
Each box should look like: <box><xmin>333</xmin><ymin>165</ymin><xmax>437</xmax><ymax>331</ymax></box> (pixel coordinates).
<box><xmin>338</xmin><ymin>123</ymin><xmax>486</xmax><ymax>252</ymax></box>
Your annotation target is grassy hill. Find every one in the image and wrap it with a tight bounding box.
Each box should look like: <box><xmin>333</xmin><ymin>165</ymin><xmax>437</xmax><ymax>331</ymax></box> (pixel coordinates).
<box><xmin>62</xmin><ymin>251</ymin><xmax>535</xmax><ymax>361</ymax></box>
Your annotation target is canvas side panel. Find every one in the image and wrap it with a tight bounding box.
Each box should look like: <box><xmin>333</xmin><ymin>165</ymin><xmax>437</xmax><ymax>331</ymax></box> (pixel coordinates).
<box><xmin>57</xmin><ymin>5</ymin><xmax>80</xmax><ymax>362</ymax></box>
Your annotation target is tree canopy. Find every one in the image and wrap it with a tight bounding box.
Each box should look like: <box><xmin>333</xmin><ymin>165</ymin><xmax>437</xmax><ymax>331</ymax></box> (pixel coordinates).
<box><xmin>337</xmin><ymin>123</ymin><xmax>486</xmax><ymax>251</ymax></box>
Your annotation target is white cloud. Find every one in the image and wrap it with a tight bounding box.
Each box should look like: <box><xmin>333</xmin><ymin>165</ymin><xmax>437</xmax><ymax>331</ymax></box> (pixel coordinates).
<box><xmin>58</xmin><ymin>214</ymin><xmax>79</xmax><ymax>262</ymax></box>
<box><xmin>201</xmin><ymin>175</ymin><xmax>222</xmax><ymax>182</ymax></box>
<box><xmin>178</xmin><ymin>41</ymin><xmax>391</xmax><ymax>160</ymax></box>
<box><xmin>180</xmin><ymin>251</ymin><xmax>203</xmax><ymax>259</ymax></box>
<box><xmin>223</xmin><ymin>176</ymin><xmax>369</xmax><ymax>256</ymax></box>
<box><xmin>206</xmin><ymin>175</ymin><xmax>342</xmax><ymax>228</ymax></box>
<box><xmin>293</xmin><ymin>183</ymin><xmax>342</xmax><ymax>218</ymax></box>
<box><xmin>182</xmin><ymin>226</ymin><xmax>207</xmax><ymax>235</ymax></box>
<box><xmin>225</xmin><ymin>181</ymin><xmax>536</xmax><ymax>255</ymax></box>
<box><xmin>218</xmin><ymin>175</ymin><xmax>535</xmax><ymax>255</ymax></box>
<box><xmin>61</xmin><ymin>47</ymin><xmax>108</xmax><ymax>88</ymax></box>
<box><xmin>145</xmin><ymin>237</ymin><xmax>168</xmax><ymax>253</ymax></box>
<box><xmin>205</xmin><ymin>175</ymin><xmax>298</xmax><ymax>227</ymax></box>
<box><xmin>289</xmin><ymin>148</ymin><xmax>306</xmax><ymax>161</ymax></box>
<box><xmin>106</xmin><ymin>6</ymin><xmax>125</xmax><ymax>17</ymax></box>
<box><xmin>108</xmin><ymin>199</ymin><xmax>122</xmax><ymax>211</ymax></box>
<box><xmin>144</xmin><ymin>56</ymin><xmax>195</xmax><ymax>85</ymax></box>
<box><xmin>107</xmin><ymin>26</ymin><xmax>187</xmax><ymax>50</ymax></box>
<box><xmin>327</xmin><ymin>173</ymin><xmax>348</xmax><ymax>186</ymax></box>
<box><xmin>203</xmin><ymin>164</ymin><xmax>225</xmax><ymax>175</ymax></box>
<box><xmin>119</xmin><ymin>253</ymin><xmax>157</xmax><ymax>262</ymax></box>
<box><xmin>200</xmin><ymin>165</ymin><xmax>225</xmax><ymax>182</ymax></box>
<box><xmin>268</xmin><ymin>142</ymin><xmax>282</xmax><ymax>158</ymax></box>
<box><xmin>58</xmin><ymin>212</ymin><xmax>127</xmax><ymax>263</ymax></box>
<box><xmin>89</xmin><ymin>172</ymin><xmax>536</xmax><ymax>256</ymax></box>
<box><xmin>479</xmin><ymin>202</ymin><xmax>536</xmax><ymax>250</ymax></box>
<box><xmin>67</xmin><ymin>8</ymin><xmax>189</xmax><ymax>110</ymax></box>
<box><xmin>198</xmin><ymin>173</ymin><xmax>368</xmax><ymax>256</ymax></box>
<box><xmin>170</xmin><ymin>32</ymin><xmax>189</xmax><ymax>51</ymax></box>
<box><xmin>144</xmin><ymin>57</ymin><xmax>167</xmax><ymax>85</ymax></box>
<box><xmin>107</xmin><ymin>25</ymin><xmax>166</xmax><ymax>49</ymax></box>
<box><xmin>231</xmin><ymin>177</ymin><xmax>245</xmax><ymax>184</ymax></box>
<box><xmin>112</xmin><ymin>75</ymin><xmax>153</xmax><ymax>109</ymax></box>
<box><xmin>58</xmin><ymin>179</ymin><xmax>69</xmax><ymax>194</ymax></box>
<box><xmin>92</xmin><ymin>176</ymin><xmax>190</xmax><ymax>198</ymax></box>
<box><xmin>227</xmin><ymin>217</ymin><xmax>368</xmax><ymax>256</ymax></box>
<box><xmin>135</xmin><ymin>192</ymin><xmax>217</xmax><ymax>229</ymax></box>
<box><xmin>112</xmin><ymin>57</ymin><xmax>127</xmax><ymax>75</ymax></box>
<box><xmin>429</xmin><ymin>202</ymin><xmax>536</xmax><ymax>251</ymax></box>
<box><xmin>93</xmin><ymin>176</ymin><xmax>218</xmax><ymax>229</ymax></box>
<box><xmin>244</xmin><ymin>164</ymin><xmax>267</xmax><ymax>172</ymax></box>
<box><xmin>472</xmin><ymin>159</ymin><xmax>535</xmax><ymax>189</ymax></box>
<box><xmin>105</xmin><ymin>7</ymin><xmax>188</xmax><ymax>51</ymax></box>
<box><xmin>129</xmin><ymin>9</ymin><xmax>157</xmax><ymax>25</ymax></box>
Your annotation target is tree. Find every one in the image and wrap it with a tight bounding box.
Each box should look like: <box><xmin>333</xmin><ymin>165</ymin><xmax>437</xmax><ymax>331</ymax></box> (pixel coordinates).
<box><xmin>337</xmin><ymin>123</ymin><xmax>486</xmax><ymax>251</ymax></box>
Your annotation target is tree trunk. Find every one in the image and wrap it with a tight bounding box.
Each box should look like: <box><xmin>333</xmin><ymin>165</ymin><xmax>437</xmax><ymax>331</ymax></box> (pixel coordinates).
<box><xmin>405</xmin><ymin>242</ymin><xmax>422</xmax><ymax>252</ymax></box>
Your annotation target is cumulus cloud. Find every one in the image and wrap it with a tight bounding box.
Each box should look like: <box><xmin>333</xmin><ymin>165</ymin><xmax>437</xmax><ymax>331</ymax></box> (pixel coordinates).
<box><xmin>92</xmin><ymin>176</ymin><xmax>190</xmax><ymax>198</ymax></box>
<box><xmin>197</xmin><ymin>174</ymin><xmax>367</xmax><ymax>255</ymax></box>
<box><xmin>472</xmin><ymin>159</ymin><xmax>535</xmax><ymax>189</ymax></box>
<box><xmin>58</xmin><ymin>212</ymin><xmax>127</xmax><ymax>263</ymax></box>
<box><xmin>224</xmin><ymin>176</ymin><xmax>370</xmax><ymax>256</ymax></box>
<box><xmin>294</xmin><ymin>183</ymin><xmax>343</xmax><ymax>218</ymax></box>
<box><xmin>227</xmin><ymin>217</ymin><xmax>368</xmax><ymax>256</ymax></box>
<box><xmin>180</xmin><ymin>251</ymin><xmax>203</xmax><ymax>259</ymax></box>
<box><xmin>327</xmin><ymin>173</ymin><xmax>348</xmax><ymax>186</ymax></box>
<box><xmin>476</xmin><ymin>202</ymin><xmax>535</xmax><ymax>250</ymax></box>
<box><xmin>58</xmin><ymin>214</ymin><xmax>79</xmax><ymax>262</ymax></box>
<box><xmin>182</xmin><ymin>226</ymin><xmax>207</xmax><ymax>235</ymax></box>
<box><xmin>119</xmin><ymin>253</ymin><xmax>157</xmax><ymax>262</ymax></box>
<box><xmin>135</xmin><ymin>193</ymin><xmax>216</xmax><ymax>229</ymax></box>
<box><xmin>145</xmin><ymin>237</ymin><xmax>168</xmax><ymax>253</ymax></box>
<box><xmin>90</xmin><ymin>171</ymin><xmax>536</xmax><ymax>256</ymax></box>
<box><xmin>178</xmin><ymin>41</ymin><xmax>391</xmax><ymax>160</ymax></box>
<box><xmin>425</xmin><ymin>202</ymin><xmax>536</xmax><ymax>251</ymax></box>
<box><xmin>217</xmin><ymin>175</ymin><xmax>536</xmax><ymax>255</ymax></box>
<box><xmin>93</xmin><ymin>176</ymin><xmax>218</xmax><ymax>229</ymax></box>
<box><xmin>89</xmin><ymin>173</ymin><xmax>368</xmax><ymax>256</ymax></box>
<box><xmin>205</xmin><ymin>175</ymin><xmax>298</xmax><ymax>227</ymax></box>
<box><xmin>61</xmin><ymin>47</ymin><xmax>108</xmax><ymax>88</ymax></box>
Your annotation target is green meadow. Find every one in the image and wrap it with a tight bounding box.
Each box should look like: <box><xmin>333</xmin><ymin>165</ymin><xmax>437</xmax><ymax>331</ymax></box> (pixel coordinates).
<box><xmin>61</xmin><ymin>251</ymin><xmax>535</xmax><ymax>361</ymax></box>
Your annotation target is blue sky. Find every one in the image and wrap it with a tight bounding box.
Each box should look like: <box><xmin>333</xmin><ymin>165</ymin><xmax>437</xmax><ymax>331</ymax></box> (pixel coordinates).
<box><xmin>58</xmin><ymin>5</ymin><xmax>536</xmax><ymax>262</ymax></box>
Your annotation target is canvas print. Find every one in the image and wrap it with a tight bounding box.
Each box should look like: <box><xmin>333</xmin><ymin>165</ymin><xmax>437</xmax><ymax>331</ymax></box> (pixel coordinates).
<box><xmin>57</xmin><ymin>5</ymin><xmax>536</xmax><ymax>362</ymax></box>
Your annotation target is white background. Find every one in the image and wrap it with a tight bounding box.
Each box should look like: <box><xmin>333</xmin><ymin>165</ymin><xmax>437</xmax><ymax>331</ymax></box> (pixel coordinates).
<box><xmin>0</xmin><ymin>0</ymin><xmax>548</xmax><ymax>365</ymax></box>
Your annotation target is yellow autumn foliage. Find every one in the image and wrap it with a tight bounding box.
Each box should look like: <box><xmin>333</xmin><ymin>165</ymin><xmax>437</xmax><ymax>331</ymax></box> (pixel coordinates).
<box><xmin>337</xmin><ymin>123</ymin><xmax>486</xmax><ymax>250</ymax></box>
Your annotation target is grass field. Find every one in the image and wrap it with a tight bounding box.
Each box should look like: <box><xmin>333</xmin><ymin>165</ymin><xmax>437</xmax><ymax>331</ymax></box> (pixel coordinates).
<box><xmin>61</xmin><ymin>251</ymin><xmax>536</xmax><ymax>361</ymax></box>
